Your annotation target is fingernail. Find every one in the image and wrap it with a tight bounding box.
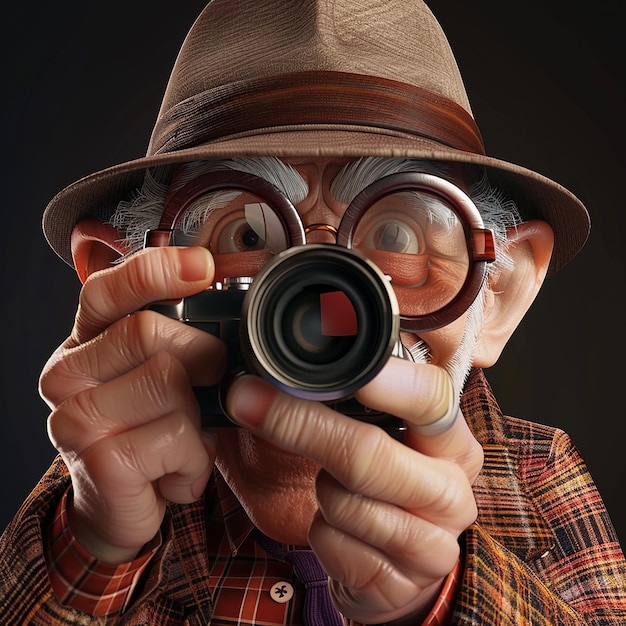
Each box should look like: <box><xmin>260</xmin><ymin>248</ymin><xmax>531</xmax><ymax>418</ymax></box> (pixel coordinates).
<box><xmin>412</xmin><ymin>369</ymin><xmax>459</xmax><ymax>436</ymax></box>
<box><xmin>225</xmin><ymin>376</ymin><xmax>276</xmax><ymax>427</ymax></box>
<box><xmin>177</xmin><ymin>247</ymin><xmax>213</xmax><ymax>282</ymax></box>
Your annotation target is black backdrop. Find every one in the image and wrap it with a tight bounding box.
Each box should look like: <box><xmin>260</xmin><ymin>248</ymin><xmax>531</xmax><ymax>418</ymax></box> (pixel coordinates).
<box><xmin>2</xmin><ymin>2</ymin><xmax>624</xmax><ymax>546</ymax></box>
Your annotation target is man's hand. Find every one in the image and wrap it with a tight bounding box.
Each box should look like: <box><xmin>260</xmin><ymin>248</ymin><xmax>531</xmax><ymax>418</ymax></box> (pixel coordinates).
<box><xmin>224</xmin><ymin>359</ymin><xmax>483</xmax><ymax>624</ymax></box>
<box><xmin>40</xmin><ymin>246</ymin><xmax>223</xmax><ymax>563</ymax></box>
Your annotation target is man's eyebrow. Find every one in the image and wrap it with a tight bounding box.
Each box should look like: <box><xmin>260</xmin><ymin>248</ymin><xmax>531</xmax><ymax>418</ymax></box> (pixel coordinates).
<box><xmin>267</xmin><ymin>158</ymin><xmax>310</xmax><ymax>204</ymax></box>
<box><xmin>172</xmin><ymin>157</ymin><xmax>309</xmax><ymax>204</ymax></box>
<box><xmin>330</xmin><ymin>157</ymin><xmax>449</xmax><ymax>204</ymax></box>
<box><xmin>331</xmin><ymin>160</ymin><xmax>362</xmax><ymax>203</ymax></box>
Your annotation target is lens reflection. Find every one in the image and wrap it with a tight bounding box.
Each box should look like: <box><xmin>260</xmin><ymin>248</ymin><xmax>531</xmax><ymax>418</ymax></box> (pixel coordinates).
<box><xmin>350</xmin><ymin>190</ymin><xmax>469</xmax><ymax>317</ymax></box>
<box><xmin>280</xmin><ymin>287</ymin><xmax>358</xmax><ymax>365</ymax></box>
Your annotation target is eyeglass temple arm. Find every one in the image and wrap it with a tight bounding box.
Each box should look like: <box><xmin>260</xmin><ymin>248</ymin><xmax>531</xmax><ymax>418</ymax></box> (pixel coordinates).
<box><xmin>470</xmin><ymin>228</ymin><xmax>496</xmax><ymax>263</ymax></box>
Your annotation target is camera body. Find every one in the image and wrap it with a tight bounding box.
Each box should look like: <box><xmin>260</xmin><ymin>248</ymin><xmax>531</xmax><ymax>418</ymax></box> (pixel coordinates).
<box><xmin>151</xmin><ymin>285</ymin><xmax>249</xmax><ymax>428</ymax></box>
<box><xmin>152</xmin><ymin>245</ymin><xmax>405</xmax><ymax>435</ymax></box>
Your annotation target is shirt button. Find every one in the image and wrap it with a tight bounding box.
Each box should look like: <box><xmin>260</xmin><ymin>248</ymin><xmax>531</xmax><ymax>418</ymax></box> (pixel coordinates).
<box><xmin>270</xmin><ymin>581</ymin><xmax>294</xmax><ymax>604</ymax></box>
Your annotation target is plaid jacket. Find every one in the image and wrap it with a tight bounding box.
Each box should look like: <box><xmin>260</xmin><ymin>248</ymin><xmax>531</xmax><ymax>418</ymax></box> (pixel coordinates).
<box><xmin>1</xmin><ymin>369</ymin><xmax>625</xmax><ymax>625</ymax></box>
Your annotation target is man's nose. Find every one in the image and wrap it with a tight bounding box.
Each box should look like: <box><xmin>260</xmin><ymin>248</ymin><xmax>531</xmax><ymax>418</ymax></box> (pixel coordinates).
<box><xmin>304</xmin><ymin>223</ymin><xmax>338</xmax><ymax>244</ymax></box>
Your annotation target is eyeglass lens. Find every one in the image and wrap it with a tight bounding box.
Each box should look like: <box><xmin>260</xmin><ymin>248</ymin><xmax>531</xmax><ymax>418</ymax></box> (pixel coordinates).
<box><xmin>170</xmin><ymin>189</ymin><xmax>293</xmax><ymax>281</ymax></box>
<box><xmin>349</xmin><ymin>189</ymin><xmax>469</xmax><ymax>317</ymax></box>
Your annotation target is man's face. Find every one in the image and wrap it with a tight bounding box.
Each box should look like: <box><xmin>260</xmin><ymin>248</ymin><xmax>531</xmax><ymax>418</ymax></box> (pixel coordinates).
<box><xmin>199</xmin><ymin>157</ymin><xmax>485</xmax><ymax>537</ymax></box>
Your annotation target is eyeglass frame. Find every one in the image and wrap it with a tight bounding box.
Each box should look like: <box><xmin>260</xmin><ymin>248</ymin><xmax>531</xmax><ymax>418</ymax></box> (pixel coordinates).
<box><xmin>145</xmin><ymin>169</ymin><xmax>496</xmax><ymax>333</ymax></box>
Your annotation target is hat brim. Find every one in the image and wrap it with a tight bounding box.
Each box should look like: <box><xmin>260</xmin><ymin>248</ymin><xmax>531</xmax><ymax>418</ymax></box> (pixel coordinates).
<box><xmin>43</xmin><ymin>126</ymin><xmax>589</xmax><ymax>274</ymax></box>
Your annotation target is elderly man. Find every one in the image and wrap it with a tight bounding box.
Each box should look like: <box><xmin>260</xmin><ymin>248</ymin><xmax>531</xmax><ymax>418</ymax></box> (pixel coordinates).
<box><xmin>1</xmin><ymin>1</ymin><xmax>624</xmax><ymax>624</ymax></box>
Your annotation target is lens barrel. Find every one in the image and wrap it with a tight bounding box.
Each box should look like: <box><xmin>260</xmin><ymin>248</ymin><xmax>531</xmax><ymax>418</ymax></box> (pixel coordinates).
<box><xmin>242</xmin><ymin>244</ymin><xmax>399</xmax><ymax>401</ymax></box>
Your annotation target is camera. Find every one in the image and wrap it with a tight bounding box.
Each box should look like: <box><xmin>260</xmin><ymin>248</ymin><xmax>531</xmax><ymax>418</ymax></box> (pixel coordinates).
<box><xmin>151</xmin><ymin>244</ymin><xmax>405</xmax><ymax>434</ymax></box>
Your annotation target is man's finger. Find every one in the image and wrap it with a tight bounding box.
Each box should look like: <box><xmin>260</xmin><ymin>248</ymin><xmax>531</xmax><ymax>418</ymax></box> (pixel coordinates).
<box><xmin>314</xmin><ymin>470</ymin><xmax>463</xmax><ymax>577</ymax></box>
<box><xmin>69</xmin><ymin>246</ymin><xmax>215</xmax><ymax>346</ymax></box>
<box><xmin>48</xmin><ymin>351</ymin><xmax>202</xmax><ymax>456</ymax></box>
<box><xmin>41</xmin><ymin>309</ymin><xmax>225</xmax><ymax>407</ymax></box>
<box><xmin>356</xmin><ymin>357</ymin><xmax>484</xmax><ymax>482</ymax></box>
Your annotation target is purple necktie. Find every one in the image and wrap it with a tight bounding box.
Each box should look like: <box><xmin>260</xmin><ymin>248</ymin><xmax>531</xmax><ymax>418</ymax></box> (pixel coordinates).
<box><xmin>253</xmin><ymin>529</ymin><xmax>344</xmax><ymax>626</ymax></box>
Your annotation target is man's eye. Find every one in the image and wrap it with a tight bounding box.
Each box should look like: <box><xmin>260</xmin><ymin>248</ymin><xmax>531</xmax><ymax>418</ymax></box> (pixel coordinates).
<box><xmin>216</xmin><ymin>217</ymin><xmax>266</xmax><ymax>252</ymax></box>
<box><xmin>173</xmin><ymin>193</ymin><xmax>291</xmax><ymax>256</ymax></box>
<box><xmin>213</xmin><ymin>202</ymin><xmax>287</xmax><ymax>253</ymax></box>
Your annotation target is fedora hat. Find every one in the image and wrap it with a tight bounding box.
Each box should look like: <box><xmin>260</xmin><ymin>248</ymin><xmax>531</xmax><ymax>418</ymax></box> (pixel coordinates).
<box><xmin>43</xmin><ymin>0</ymin><xmax>589</xmax><ymax>274</ymax></box>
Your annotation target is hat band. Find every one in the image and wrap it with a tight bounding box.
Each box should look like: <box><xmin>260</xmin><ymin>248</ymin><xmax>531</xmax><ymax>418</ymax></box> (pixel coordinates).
<box><xmin>149</xmin><ymin>71</ymin><xmax>485</xmax><ymax>157</ymax></box>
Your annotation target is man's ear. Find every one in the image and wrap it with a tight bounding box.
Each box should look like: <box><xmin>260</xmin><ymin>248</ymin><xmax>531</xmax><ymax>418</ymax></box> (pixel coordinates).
<box><xmin>472</xmin><ymin>219</ymin><xmax>554</xmax><ymax>368</ymax></box>
<box><xmin>71</xmin><ymin>219</ymin><xmax>128</xmax><ymax>284</ymax></box>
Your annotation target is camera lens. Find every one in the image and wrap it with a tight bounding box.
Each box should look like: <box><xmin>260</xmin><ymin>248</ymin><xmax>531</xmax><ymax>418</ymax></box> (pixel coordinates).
<box><xmin>241</xmin><ymin>244</ymin><xmax>399</xmax><ymax>400</ymax></box>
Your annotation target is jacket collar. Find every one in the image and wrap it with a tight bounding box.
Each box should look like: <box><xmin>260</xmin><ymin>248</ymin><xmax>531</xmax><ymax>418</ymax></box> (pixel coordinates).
<box><xmin>462</xmin><ymin>368</ymin><xmax>556</xmax><ymax>561</ymax></box>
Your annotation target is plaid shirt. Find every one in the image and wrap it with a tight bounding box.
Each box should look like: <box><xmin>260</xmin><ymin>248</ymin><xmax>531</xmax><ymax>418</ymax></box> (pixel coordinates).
<box><xmin>2</xmin><ymin>369</ymin><xmax>625</xmax><ymax>625</ymax></box>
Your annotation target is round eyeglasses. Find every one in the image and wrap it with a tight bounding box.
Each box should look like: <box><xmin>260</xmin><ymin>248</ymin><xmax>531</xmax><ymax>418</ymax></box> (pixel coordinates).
<box><xmin>145</xmin><ymin>169</ymin><xmax>495</xmax><ymax>332</ymax></box>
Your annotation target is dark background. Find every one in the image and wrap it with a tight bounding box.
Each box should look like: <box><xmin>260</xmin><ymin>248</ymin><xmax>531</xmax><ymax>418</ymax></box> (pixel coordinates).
<box><xmin>2</xmin><ymin>2</ymin><xmax>624</xmax><ymax>546</ymax></box>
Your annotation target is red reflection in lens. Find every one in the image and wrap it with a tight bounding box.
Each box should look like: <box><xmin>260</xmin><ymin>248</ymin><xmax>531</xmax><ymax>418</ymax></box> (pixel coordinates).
<box><xmin>320</xmin><ymin>291</ymin><xmax>358</xmax><ymax>336</ymax></box>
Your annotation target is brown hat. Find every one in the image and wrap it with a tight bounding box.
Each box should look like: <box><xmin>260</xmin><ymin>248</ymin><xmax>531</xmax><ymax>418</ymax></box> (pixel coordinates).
<box><xmin>43</xmin><ymin>0</ymin><xmax>589</xmax><ymax>274</ymax></box>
